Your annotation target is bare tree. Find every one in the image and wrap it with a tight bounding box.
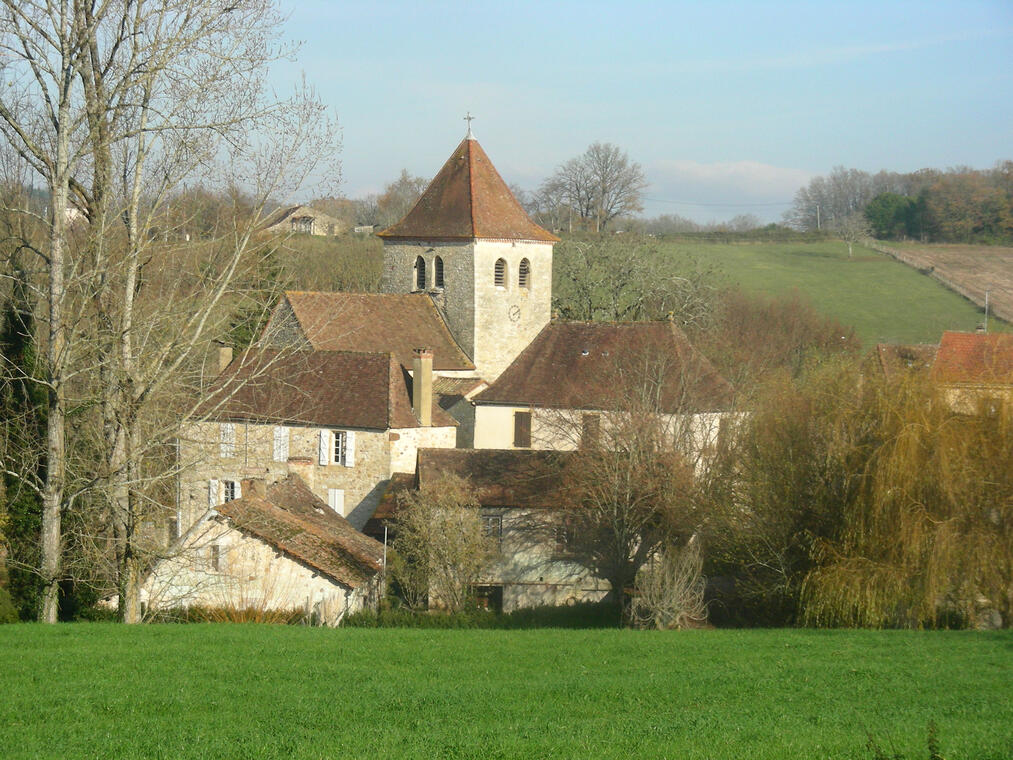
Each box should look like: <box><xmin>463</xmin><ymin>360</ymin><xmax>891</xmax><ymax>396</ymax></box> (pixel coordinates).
<box><xmin>0</xmin><ymin>0</ymin><xmax>339</xmax><ymax>622</ymax></box>
<box><xmin>541</xmin><ymin>142</ymin><xmax>647</xmax><ymax>232</ymax></box>
<box><xmin>831</xmin><ymin>213</ymin><xmax>871</xmax><ymax>258</ymax></box>
<box><xmin>390</xmin><ymin>474</ymin><xmax>497</xmax><ymax>613</ymax></box>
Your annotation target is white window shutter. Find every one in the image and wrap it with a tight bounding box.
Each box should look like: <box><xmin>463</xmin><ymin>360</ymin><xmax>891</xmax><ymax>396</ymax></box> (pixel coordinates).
<box><xmin>327</xmin><ymin>488</ymin><xmax>344</xmax><ymax>514</ymax></box>
<box><xmin>318</xmin><ymin>429</ymin><xmax>329</xmax><ymax>466</ymax></box>
<box><xmin>208</xmin><ymin>479</ymin><xmax>219</xmax><ymax>508</ymax></box>
<box><xmin>344</xmin><ymin>431</ymin><xmax>355</xmax><ymax>467</ymax></box>
<box><xmin>235</xmin><ymin>481</ymin><xmax>242</xmax><ymax>500</ymax></box>
<box><xmin>273</xmin><ymin>426</ymin><xmax>289</xmax><ymax>462</ymax></box>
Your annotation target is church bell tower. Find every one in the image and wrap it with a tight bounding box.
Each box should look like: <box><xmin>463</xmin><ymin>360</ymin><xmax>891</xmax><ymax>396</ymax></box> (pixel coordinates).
<box><xmin>378</xmin><ymin>125</ymin><xmax>558</xmax><ymax>381</ymax></box>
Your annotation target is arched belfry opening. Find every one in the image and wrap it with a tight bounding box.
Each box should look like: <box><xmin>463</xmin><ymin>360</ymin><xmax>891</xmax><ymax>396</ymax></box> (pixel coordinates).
<box><xmin>414</xmin><ymin>255</ymin><xmax>426</xmax><ymax>290</ymax></box>
<box><xmin>519</xmin><ymin>258</ymin><xmax>531</xmax><ymax>289</ymax></box>
<box><xmin>434</xmin><ymin>256</ymin><xmax>444</xmax><ymax>288</ymax></box>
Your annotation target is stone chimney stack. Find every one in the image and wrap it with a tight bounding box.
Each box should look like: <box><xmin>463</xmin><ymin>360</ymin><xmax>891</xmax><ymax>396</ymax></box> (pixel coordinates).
<box><xmin>287</xmin><ymin>457</ymin><xmax>315</xmax><ymax>490</ymax></box>
<box><xmin>217</xmin><ymin>343</ymin><xmax>234</xmax><ymax>375</ymax></box>
<box><xmin>240</xmin><ymin>478</ymin><xmax>266</xmax><ymax>499</ymax></box>
<box><xmin>412</xmin><ymin>348</ymin><xmax>433</xmax><ymax>427</ymax></box>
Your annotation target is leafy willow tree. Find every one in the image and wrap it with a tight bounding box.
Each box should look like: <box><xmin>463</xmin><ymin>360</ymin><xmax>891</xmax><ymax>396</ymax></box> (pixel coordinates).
<box><xmin>802</xmin><ymin>377</ymin><xmax>1013</xmax><ymax>629</ymax></box>
<box><xmin>0</xmin><ymin>0</ymin><xmax>338</xmax><ymax>622</ymax></box>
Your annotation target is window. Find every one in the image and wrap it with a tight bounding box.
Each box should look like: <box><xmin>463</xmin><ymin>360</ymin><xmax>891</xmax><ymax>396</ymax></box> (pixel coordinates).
<box><xmin>494</xmin><ymin>258</ymin><xmax>507</xmax><ymax>288</ymax></box>
<box><xmin>272</xmin><ymin>426</ymin><xmax>289</xmax><ymax>462</ymax></box>
<box><xmin>219</xmin><ymin>422</ymin><xmax>235</xmax><ymax>458</ymax></box>
<box><xmin>328</xmin><ymin>488</ymin><xmax>345</xmax><ymax>514</ymax></box>
<box><xmin>319</xmin><ymin>429</ymin><xmax>355</xmax><ymax>467</ymax></box>
<box><xmin>414</xmin><ymin>255</ymin><xmax>426</xmax><ymax>290</ymax></box>
<box><xmin>513</xmin><ymin>411</ymin><xmax>532</xmax><ymax>448</ymax></box>
<box><xmin>434</xmin><ymin>256</ymin><xmax>444</xmax><ymax>288</ymax></box>
<box><xmin>580</xmin><ymin>413</ymin><xmax>600</xmax><ymax>449</ymax></box>
<box><xmin>223</xmin><ymin>480</ymin><xmax>239</xmax><ymax>502</ymax></box>
<box><xmin>481</xmin><ymin>512</ymin><xmax>503</xmax><ymax>549</ymax></box>
<box><xmin>333</xmin><ymin>431</ymin><xmax>346</xmax><ymax>465</ymax></box>
<box><xmin>518</xmin><ymin>258</ymin><xmax>530</xmax><ymax>289</ymax></box>
<box><xmin>554</xmin><ymin>516</ymin><xmax>576</xmax><ymax>558</ymax></box>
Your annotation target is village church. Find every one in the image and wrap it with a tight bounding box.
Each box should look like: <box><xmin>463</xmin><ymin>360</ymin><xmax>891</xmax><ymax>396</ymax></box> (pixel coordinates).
<box><xmin>144</xmin><ymin>128</ymin><xmax>733</xmax><ymax>620</ymax></box>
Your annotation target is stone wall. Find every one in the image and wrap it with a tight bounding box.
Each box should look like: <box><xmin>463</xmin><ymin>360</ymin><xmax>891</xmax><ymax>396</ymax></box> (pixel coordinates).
<box><xmin>472</xmin><ymin>240</ymin><xmax>552</xmax><ymax>381</ymax></box>
<box><xmin>179</xmin><ymin>419</ymin><xmax>457</xmax><ymax>531</ymax></box>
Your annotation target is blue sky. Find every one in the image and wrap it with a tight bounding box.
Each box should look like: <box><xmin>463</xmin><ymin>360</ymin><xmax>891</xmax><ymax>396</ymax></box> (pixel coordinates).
<box><xmin>272</xmin><ymin>1</ymin><xmax>1013</xmax><ymax>222</ymax></box>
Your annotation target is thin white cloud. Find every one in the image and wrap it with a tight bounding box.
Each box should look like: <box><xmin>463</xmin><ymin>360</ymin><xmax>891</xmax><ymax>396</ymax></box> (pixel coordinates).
<box><xmin>644</xmin><ymin>159</ymin><xmax>813</xmax><ymax>222</ymax></box>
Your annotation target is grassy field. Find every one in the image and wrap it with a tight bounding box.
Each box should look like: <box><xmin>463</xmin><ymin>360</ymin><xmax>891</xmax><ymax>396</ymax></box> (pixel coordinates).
<box><xmin>1</xmin><ymin>626</ymin><xmax>1010</xmax><ymax>759</ymax></box>
<box><xmin>659</xmin><ymin>239</ymin><xmax>1004</xmax><ymax>345</ymax></box>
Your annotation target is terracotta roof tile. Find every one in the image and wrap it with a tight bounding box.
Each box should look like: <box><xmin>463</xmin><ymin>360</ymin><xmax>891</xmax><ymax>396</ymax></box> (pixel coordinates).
<box><xmin>378</xmin><ymin>138</ymin><xmax>559</xmax><ymax>243</ymax></box>
<box><xmin>200</xmin><ymin>349</ymin><xmax>455</xmax><ymax>429</ymax></box>
<box><xmin>417</xmin><ymin>449</ymin><xmax>573</xmax><ymax>509</ymax></box>
<box><xmin>475</xmin><ymin>321</ymin><xmax>734</xmax><ymax>413</ymax></box>
<box><xmin>218</xmin><ymin>476</ymin><xmax>384</xmax><ymax>588</ymax></box>
<box><xmin>931</xmin><ymin>331</ymin><xmax>1013</xmax><ymax>384</ymax></box>
<box><xmin>275</xmin><ymin>291</ymin><xmax>474</xmax><ymax>371</ymax></box>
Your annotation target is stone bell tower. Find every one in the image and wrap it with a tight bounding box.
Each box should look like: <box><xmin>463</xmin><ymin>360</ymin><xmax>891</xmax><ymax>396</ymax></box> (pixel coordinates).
<box><xmin>377</xmin><ymin>124</ymin><xmax>558</xmax><ymax>381</ymax></box>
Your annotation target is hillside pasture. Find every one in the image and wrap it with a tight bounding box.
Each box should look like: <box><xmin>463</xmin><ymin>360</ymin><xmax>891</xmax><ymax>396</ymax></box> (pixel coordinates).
<box><xmin>0</xmin><ymin>625</ymin><xmax>1009</xmax><ymax>759</ymax></box>
<box><xmin>659</xmin><ymin>239</ymin><xmax>1003</xmax><ymax>346</ymax></box>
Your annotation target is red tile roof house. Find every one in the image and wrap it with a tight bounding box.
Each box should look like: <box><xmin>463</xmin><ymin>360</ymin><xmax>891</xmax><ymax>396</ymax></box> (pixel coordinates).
<box><xmin>144</xmin><ymin>476</ymin><xmax>384</xmax><ymax>624</ymax></box>
<box><xmin>176</xmin><ymin>347</ymin><xmax>456</xmax><ymax>538</ymax></box>
<box><xmin>368</xmin><ymin>449</ymin><xmax>609</xmax><ymax>613</ymax></box>
<box><xmin>931</xmin><ymin>330</ymin><xmax>1013</xmax><ymax>415</ymax></box>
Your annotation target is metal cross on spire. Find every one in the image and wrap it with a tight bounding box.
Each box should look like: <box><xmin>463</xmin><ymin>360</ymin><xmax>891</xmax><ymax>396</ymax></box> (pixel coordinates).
<box><xmin>464</xmin><ymin>111</ymin><xmax>475</xmax><ymax>139</ymax></box>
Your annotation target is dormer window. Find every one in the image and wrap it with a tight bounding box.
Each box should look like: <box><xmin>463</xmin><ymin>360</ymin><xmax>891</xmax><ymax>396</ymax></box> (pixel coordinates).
<box><xmin>434</xmin><ymin>256</ymin><xmax>444</xmax><ymax>288</ymax></box>
<box><xmin>414</xmin><ymin>256</ymin><xmax>426</xmax><ymax>290</ymax></box>
<box><xmin>494</xmin><ymin>258</ymin><xmax>507</xmax><ymax>288</ymax></box>
<box><xmin>518</xmin><ymin>258</ymin><xmax>530</xmax><ymax>289</ymax></box>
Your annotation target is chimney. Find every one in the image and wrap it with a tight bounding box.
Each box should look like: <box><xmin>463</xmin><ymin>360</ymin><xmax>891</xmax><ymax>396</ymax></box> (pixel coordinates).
<box><xmin>412</xmin><ymin>348</ymin><xmax>433</xmax><ymax>427</ymax></box>
<box><xmin>287</xmin><ymin>457</ymin><xmax>315</xmax><ymax>490</ymax></box>
<box><xmin>216</xmin><ymin>343</ymin><xmax>233</xmax><ymax>375</ymax></box>
<box><xmin>240</xmin><ymin>478</ymin><xmax>266</xmax><ymax>499</ymax></box>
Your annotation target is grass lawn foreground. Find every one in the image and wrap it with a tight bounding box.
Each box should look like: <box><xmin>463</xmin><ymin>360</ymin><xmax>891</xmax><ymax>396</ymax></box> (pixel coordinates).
<box><xmin>0</xmin><ymin>625</ymin><xmax>1009</xmax><ymax>759</ymax></box>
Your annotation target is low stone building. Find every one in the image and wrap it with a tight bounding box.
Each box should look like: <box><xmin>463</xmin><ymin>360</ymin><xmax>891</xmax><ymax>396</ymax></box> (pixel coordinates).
<box><xmin>145</xmin><ymin>476</ymin><xmax>384</xmax><ymax>624</ymax></box>
<box><xmin>931</xmin><ymin>330</ymin><xmax>1013</xmax><ymax>415</ymax></box>
<box><xmin>371</xmin><ymin>448</ymin><xmax>607</xmax><ymax>613</ymax></box>
<box><xmin>178</xmin><ymin>347</ymin><xmax>456</xmax><ymax>534</ymax></box>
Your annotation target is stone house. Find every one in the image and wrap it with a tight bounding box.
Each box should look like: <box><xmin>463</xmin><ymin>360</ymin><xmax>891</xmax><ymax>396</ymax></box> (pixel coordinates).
<box><xmin>931</xmin><ymin>330</ymin><xmax>1013</xmax><ymax>416</ymax></box>
<box><xmin>472</xmin><ymin>320</ymin><xmax>734</xmax><ymax>456</ymax></box>
<box><xmin>178</xmin><ymin>348</ymin><xmax>456</xmax><ymax>535</ymax></box>
<box><xmin>262</xmin><ymin>204</ymin><xmax>345</xmax><ymax>236</ymax></box>
<box><xmin>369</xmin><ymin>448</ymin><xmax>608</xmax><ymax>613</ymax></box>
<box><xmin>145</xmin><ymin>476</ymin><xmax>384</xmax><ymax>624</ymax></box>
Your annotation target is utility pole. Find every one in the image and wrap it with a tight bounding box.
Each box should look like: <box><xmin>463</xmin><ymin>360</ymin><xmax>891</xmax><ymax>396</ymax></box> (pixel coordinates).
<box><xmin>816</xmin><ymin>204</ymin><xmax>821</xmax><ymax>231</ymax></box>
<box><xmin>984</xmin><ymin>289</ymin><xmax>990</xmax><ymax>333</ymax></box>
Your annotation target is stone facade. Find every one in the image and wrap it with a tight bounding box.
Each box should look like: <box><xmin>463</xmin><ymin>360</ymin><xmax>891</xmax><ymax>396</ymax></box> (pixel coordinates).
<box><xmin>143</xmin><ymin>517</ymin><xmax>376</xmax><ymax>624</ymax></box>
<box><xmin>178</xmin><ymin>420</ymin><xmax>455</xmax><ymax>532</ymax></box>
<box><xmin>380</xmin><ymin>239</ymin><xmax>552</xmax><ymax>381</ymax></box>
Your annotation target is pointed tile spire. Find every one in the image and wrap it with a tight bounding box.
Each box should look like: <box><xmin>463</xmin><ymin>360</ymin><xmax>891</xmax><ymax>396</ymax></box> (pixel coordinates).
<box><xmin>378</xmin><ymin>137</ymin><xmax>558</xmax><ymax>242</ymax></box>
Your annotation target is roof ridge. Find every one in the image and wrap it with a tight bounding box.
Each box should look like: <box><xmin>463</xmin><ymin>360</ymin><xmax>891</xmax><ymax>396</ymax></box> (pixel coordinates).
<box><xmin>467</xmin><ymin>138</ymin><xmax>478</xmax><ymax>237</ymax></box>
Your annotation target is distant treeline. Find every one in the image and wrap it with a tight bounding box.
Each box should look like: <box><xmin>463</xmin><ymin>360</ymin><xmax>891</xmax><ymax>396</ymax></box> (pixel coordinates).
<box><xmin>784</xmin><ymin>162</ymin><xmax>1013</xmax><ymax>245</ymax></box>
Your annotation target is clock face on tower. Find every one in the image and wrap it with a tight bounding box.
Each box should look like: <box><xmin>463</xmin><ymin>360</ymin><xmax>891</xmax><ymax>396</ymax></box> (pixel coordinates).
<box><xmin>508</xmin><ymin>304</ymin><xmax>521</xmax><ymax>323</ymax></box>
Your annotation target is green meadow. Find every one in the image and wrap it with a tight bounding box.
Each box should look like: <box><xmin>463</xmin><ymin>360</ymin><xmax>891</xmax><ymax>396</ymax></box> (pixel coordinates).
<box><xmin>1</xmin><ymin>625</ymin><xmax>1009</xmax><ymax>759</ymax></box>
<box><xmin>660</xmin><ymin>240</ymin><xmax>1000</xmax><ymax>345</ymax></box>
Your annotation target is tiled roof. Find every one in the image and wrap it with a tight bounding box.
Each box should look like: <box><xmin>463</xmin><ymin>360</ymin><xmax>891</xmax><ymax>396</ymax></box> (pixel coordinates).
<box><xmin>262</xmin><ymin>204</ymin><xmax>343</xmax><ymax>231</ymax></box>
<box><xmin>432</xmin><ymin>376</ymin><xmax>486</xmax><ymax>398</ymax></box>
<box><xmin>417</xmin><ymin>449</ymin><xmax>573</xmax><ymax>509</ymax></box>
<box><xmin>874</xmin><ymin>343</ymin><xmax>938</xmax><ymax>380</ymax></box>
<box><xmin>217</xmin><ymin>476</ymin><xmax>383</xmax><ymax>588</ymax></box>
<box><xmin>276</xmin><ymin>291</ymin><xmax>474</xmax><ymax>371</ymax></box>
<box><xmin>378</xmin><ymin>137</ymin><xmax>559</xmax><ymax>243</ymax></box>
<box><xmin>475</xmin><ymin>321</ymin><xmax>734</xmax><ymax>413</ymax></box>
<box><xmin>200</xmin><ymin>349</ymin><xmax>455</xmax><ymax>429</ymax></box>
<box><xmin>931</xmin><ymin>331</ymin><xmax>1013</xmax><ymax>384</ymax></box>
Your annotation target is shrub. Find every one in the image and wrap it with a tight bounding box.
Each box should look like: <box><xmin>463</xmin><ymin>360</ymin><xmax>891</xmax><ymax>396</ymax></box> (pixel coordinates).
<box><xmin>0</xmin><ymin>587</ymin><xmax>18</xmax><ymax>624</ymax></box>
